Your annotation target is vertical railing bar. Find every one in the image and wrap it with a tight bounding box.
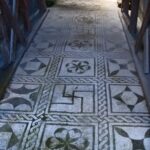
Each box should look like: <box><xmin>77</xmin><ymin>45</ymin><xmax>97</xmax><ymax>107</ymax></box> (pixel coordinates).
<box><xmin>128</xmin><ymin>0</ymin><xmax>140</xmax><ymax>35</ymax></box>
<box><xmin>144</xmin><ymin>27</ymin><xmax>150</xmax><ymax>73</ymax></box>
<box><xmin>9</xmin><ymin>0</ymin><xmax>16</xmax><ymax>62</ymax></box>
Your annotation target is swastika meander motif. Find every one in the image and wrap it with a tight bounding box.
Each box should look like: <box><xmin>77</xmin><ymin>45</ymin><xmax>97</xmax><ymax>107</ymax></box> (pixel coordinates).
<box><xmin>49</xmin><ymin>84</ymin><xmax>95</xmax><ymax>113</ymax></box>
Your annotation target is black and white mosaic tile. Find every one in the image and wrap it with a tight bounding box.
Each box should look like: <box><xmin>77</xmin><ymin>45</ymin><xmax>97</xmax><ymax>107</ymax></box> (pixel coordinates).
<box><xmin>0</xmin><ymin>0</ymin><xmax>149</xmax><ymax>149</ymax></box>
<box><xmin>16</xmin><ymin>57</ymin><xmax>52</xmax><ymax>76</ymax></box>
<box><xmin>47</xmin><ymin>84</ymin><xmax>96</xmax><ymax>114</ymax></box>
<box><xmin>0</xmin><ymin>121</ymin><xmax>31</xmax><ymax>150</ymax></box>
<box><xmin>57</xmin><ymin>58</ymin><xmax>96</xmax><ymax>77</ymax></box>
<box><xmin>109</xmin><ymin>123</ymin><xmax>150</xmax><ymax>150</ymax></box>
<box><xmin>107</xmin><ymin>83</ymin><xmax>148</xmax><ymax>115</ymax></box>
<box><xmin>0</xmin><ymin>83</ymin><xmax>43</xmax><ymax>114</ymax></box>
<box><xmin>36</xmin><ymin>122</ymin><xmax>98</xmax><ymax>149</ymax></box>
<box><xmin>106</xmin><ymin>59</ymin><xmax>137</xmax><ymax>78</ymax></box>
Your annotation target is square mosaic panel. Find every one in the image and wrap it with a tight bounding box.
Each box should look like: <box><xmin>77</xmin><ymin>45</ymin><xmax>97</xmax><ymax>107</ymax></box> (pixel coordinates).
<box><xmin>73</xmin><ymin>14</ymin><xmax>96</xmax><ymax>27</ymax></box>
<box><xmin>106</xmin><ymin>59</ymin><xmax>137</xmax><ymax>77</ymax></box>
<box><xmin>36</xmin><ymin>122</ymin><xmax>98</xmax><ymax>149</ymax></box>
<box><xmin>57</xmin><ymin>58</ymin><xmax>96</xmax><ymax>77</ymax></box>
<box><xmin>0</xmin><ymin>121</ymin><xmax>30</xmax><ymax>150</ymax></box>
<box><xmin>16</xmin><ymin>57</ymin><xmax>51</xmax><ymax>76</ymax></box>
<box><xmin>35</xmin><ymin>27</ymin><xmax>68</xmax><ymax>41</ymax></box>
<box><xmin>47</xmin><ymin>84</ymin><xmax>96</xmax><ymax>114</ymax></box>
<box><xmin>107</xmin><ymin>84</ymin><xmax>149</xmax><ymax>115</ymax></box>
<box><xmin>0</xmin><ymin>83</ymin><xmax>42</xmax><ymax>113</ymax></box>
<box><xmin>64</xmin><ymin>28</ymin><xmax>96</xmax><ymax>52</ymax></box>
<box><xmin>64</xmin><ymin>38</ymin><xmax>95</xmax><ymax>52</ymax></box>
<box><xmin>104</xmin><ymin>38</ymin><xmax>129</xmax><ymax>52</ymax></box>
<box><xmin>26</xmin><ymin>40</ymin><xmax>56</xmax><ymax>56</ymax></box>
<box><xmin>109</xmin><ymin>123</ymin><xmax>150</xmax><ymax>150</ymax></box>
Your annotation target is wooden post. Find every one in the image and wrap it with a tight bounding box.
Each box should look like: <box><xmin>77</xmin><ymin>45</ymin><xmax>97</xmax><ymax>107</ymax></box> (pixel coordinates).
<box><xmin>135</xmin><ymin>1</ymin><xmax>150</xmax><ymax>73</ymax></box>
<box><xmin>135</xmin><ymin>0</ymin><xmax>150</xmax><ymax>52</ymax></box>
<box><xmin>128</xmin><ymin>0</ymin><xmax>140</xmax><ymax>35</ymax></box>
<box><xmin>0</xmin><ymin>0</ymin><xmax>25</xmax><ymax>43</ymax></box>
<box><xmin>38</xmin><ymin>0</ymin><xmax>47</xmax><ymax>13</ymax></box>
<box><xmin>121</xmin><ymin>0</ymin><xmax>130</xmax><ymax>16</ymax></box>
<box><xmin>144</xmin><ymin>28</ymin><xmax>150</xmax><ymax>73</ymax></box>
<box><xmin>19</xmin><ymin>0</ymin><xmax>31</xmax><ymax>31</ymax></box>
<box><xmin>10</xmin><ymin>0</ymin><xmax>18</xmax><ymax>62</ymax></box>
<box><xmin>0</xmin><ymin>13</ymin><xmax>10</xmax><ymax>67</ymax></box>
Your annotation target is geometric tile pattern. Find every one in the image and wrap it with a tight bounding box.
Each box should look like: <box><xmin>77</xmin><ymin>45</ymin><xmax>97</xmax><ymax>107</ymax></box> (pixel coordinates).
<box><xmin>65</xmin><ymin>38</ymin><xmax>95</xmax><ymax>52</ymax></box>
<box><xmin>0</xmin><ymin>0</ymin><xmax>149</xmax><ymax>149</ymax></box>
<box><xmin>37</xmin><ymin>123</ymin><xmax>98</xmax><ymax>149</ymax></box>
<box><xmin>0</xmin><ymin>83</ymin><xmax>42</xmax><ymax>113</ymax></box>
<box><xmin>74</xmin><ymin>14</ymin><xmax>95</xmax><ymax>26</ymax></box>
<box><xmin>26</xmin><ymin>40</ymin><xmax>57</xmax><ymax>57</ymax></box>
<box><xmin>106</xmin><ymin>59</ymin><xmax>137</xmax><ymax>77</ymax></box>
<box><xmin>16</xmin><ymin>57</ymin><xmax>51</xmax><ymax>76</ymax></box>
<box><xmin>107</xmin><ymin>84</ymin><xmax>148</xmax><ymax>114</ymax></box>
<box><xmin>58</xmin><ymin>58</ymin><xmax>96</xmax><ymax>77</ymax></box>
<box><xmin>48</xmin><ymin>84</ymin><xmax>95</xmax><ymax>113</ymax></box>
<box><xmin>0</xmin><ymin>122</ymin><xmax>29</xmax><ymax>150</ymax></box>
<box><xmin>110</xmin><ymin>124</ymin><xmax>150</xmax><ymax>150</ymax></box>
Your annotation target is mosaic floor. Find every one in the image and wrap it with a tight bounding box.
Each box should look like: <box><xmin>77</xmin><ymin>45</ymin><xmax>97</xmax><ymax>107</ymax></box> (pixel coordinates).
<box><xmin>0</xmin><ymin>0</ymin><xmax>150</xmax><ymax>149</ymax></box>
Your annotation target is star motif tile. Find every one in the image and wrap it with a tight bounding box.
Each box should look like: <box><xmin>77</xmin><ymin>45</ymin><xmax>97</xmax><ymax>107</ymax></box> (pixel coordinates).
<box><xmin>16</xmin><ymin>57</ymin><xmax>51</xmax><ymax>76</ymax></box>
<box><xmin>106</xmin><ymin>59</ymin><xmax>137</xmax><ymax>77</ymax></box>
<box><xmin>107</xmin><ymin>84</ymin><xmax>148</xmax><ymax>114</ymax></box>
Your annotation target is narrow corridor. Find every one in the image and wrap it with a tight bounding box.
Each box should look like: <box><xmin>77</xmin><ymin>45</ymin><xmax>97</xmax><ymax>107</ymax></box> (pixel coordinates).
<box><xmin>0</xmin><ymin>0</ymin><xmax>150</xmax><ymax>149</ymax></box>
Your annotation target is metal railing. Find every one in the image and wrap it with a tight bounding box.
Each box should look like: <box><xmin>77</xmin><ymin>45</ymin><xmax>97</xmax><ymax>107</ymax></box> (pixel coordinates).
<box><xmin>0</xmin><ymin>0</ymin><xmax>46</xmax><ymax>69</ymax></box>
<box><xmin>120</xmin><ymin>0</ymin><xmax>150</xmax><ymax>74</ymax></box>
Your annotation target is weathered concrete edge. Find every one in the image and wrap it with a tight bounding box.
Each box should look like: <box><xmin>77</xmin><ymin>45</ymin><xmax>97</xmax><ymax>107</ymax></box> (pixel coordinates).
<box><xmin>118</xmin><ymin>10</ymin><xmax>150</xmax><ymax>111</ymax></box>
<box><xmin>0</xmin><ymin>9</ymin><xmax>50</xmax><ymax>100</ymax></box>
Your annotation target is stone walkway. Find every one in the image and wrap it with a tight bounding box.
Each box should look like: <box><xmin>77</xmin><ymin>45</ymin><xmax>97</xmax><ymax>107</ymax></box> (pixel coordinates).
<box><xmin>0</xmin><ymin>0</ymin><xmax>150</xmax><ymax>149</ymax></box>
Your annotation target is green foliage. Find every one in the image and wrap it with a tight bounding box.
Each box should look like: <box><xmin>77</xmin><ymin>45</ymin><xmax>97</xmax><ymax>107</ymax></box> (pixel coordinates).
<box><xmin>46</xmin><ymin>0</ymin><xmax>56</xmax><ymax>7</ymax></box>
